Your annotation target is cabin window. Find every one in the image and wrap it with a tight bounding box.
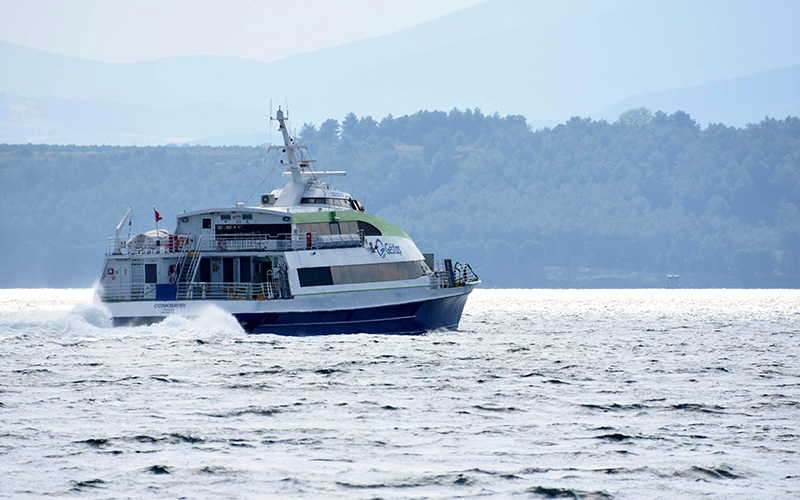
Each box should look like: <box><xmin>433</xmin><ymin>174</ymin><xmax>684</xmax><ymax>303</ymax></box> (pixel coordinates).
<box><xmin>202</xmin><ymin>218</ymin><xmax>211</xmax><ymax>229</ymax></box>
<box><xmin>300</xmin><ymin>197</ymin><xmax>351</xmax><ymax>207</ymax></box>
<box><xmin>220</xmin><ymin>214</ymin><xmax>232</xmax><ymax>220</ymax></box>
<box><xmin>297</xmin><ymin>267</ymin><xmax>334</xmax><ymax>287</ymax></box>
<box><xmin>340</xmin><ymin>221</ymin><xmax>358</xmax><ymax>234</ymax></box>
<box><xmin>216</xmin><ymin>223</ymin><xmax>291</xmax><ymax>238</ymax></box>
<box><xmin>145</xmin><ymin>263</ymin><xmax>158</xmax><ymax>283</ymax></box>
<box><xmin>242</xmin><ymin>214</ymin><xmax>253</xmax><ymax>220</ymax></box>
<box><xmin>297</xmin><ymin>261</ymin><xmax>426</xmax><ymax>287</ymax></box>
<box><xmin>296</xmin><ymin>220</ymin><xmax>377</xmax><ymax>236</ymax></box>
<box><xmin>357</xmin><ymin>221</ymin><xmax>381</xmax><ymax>236</ymax></box>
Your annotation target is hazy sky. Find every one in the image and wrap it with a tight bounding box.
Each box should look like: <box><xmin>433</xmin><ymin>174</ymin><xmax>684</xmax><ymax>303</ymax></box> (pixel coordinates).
<box><xmin>0</xmin><ymin>0</ymin><xmax>486</xmax><ymax>62</ymax></box>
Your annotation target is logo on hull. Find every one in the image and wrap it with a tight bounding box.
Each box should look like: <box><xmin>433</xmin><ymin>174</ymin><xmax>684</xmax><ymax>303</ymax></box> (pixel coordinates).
<box><xmin>375</xmin><ymin>239</ymin><xmax>402</xmax><ymax>258</ymax></box>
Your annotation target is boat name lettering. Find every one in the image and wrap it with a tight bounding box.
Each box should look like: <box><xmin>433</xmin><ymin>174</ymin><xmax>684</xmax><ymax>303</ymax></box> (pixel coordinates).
<box><xmin>154</xmin><ymin>303</ymin><xmax>187</xmax><ymax>309</ymax></box>
<box><xmin>375</xmin><ymin>239</ymin><xmax>402</xmax><ymax>258</ymax></box>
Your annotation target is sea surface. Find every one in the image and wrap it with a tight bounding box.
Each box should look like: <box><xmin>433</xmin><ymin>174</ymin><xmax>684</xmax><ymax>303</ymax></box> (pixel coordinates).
<box><xmin>1</xmin><ymin>288</ymin><xmax>798</xmax><ymax>499</ymax></box>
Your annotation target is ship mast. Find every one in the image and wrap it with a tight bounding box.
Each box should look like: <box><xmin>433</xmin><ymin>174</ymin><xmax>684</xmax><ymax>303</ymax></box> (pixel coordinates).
<box><xmin>269</xmin><ymin>106</ymin><xmax>308</xmax><ymax>206</ymax></box>
<box><xmin>275</xmin><ymin>107</ymin><xmax>302</xmax><ymax>184</ymax></box>
<box><xmin>268</xmin><ymin>105</ymin><xmax>346</xmax><ymax>207</ymax></box>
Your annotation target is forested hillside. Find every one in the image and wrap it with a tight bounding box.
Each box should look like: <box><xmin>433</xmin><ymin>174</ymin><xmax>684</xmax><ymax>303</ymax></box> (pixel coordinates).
<box><xmin>1</xmin><ymin>108</ymin><xmax>799</xmax><ymax>288</ymax></box>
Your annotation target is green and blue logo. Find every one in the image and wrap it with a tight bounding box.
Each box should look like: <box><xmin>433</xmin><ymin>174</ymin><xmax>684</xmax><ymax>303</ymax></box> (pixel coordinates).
<box><xmin>375</xmin><ymin>239</ymin><xmax>401</xmax><ymax>258</ymax></box>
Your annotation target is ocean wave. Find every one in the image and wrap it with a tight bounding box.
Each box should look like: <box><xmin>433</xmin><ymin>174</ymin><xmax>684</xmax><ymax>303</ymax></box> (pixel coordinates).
<box><xmin>0</xmin><ymin>290</ymin><xmax>243</xmax><ymax>340</ymax></box>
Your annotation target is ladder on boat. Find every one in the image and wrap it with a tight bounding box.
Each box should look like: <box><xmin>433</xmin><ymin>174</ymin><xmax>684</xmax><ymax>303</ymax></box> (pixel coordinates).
<box><xmin>130</xmin><ymin>257</ymin><xmax>145</xmax><ymax>300</ymax></box>
<box><xmin>176</xmin><ymin>252</ymin><xmax>202</xmax><ymax>299</ymax></box>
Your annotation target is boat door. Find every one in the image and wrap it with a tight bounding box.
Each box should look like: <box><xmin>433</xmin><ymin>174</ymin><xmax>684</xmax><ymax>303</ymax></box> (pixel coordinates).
<box><xmin>253</xmin><ymin>257</ymin><xmax>272</xmax><ymax>284</ymax></box>
<box><xmin>201</xmin><ymin>216</ymin><xmax>214</xmax><ymax>239</ymax></box>
<box><xmin>273</xmin><ymin>256</ymin><xmax>291</xmax><ymax>299</ymax></box>
<box><xmin>253</xmin><ymin>257</ymin><xmax>274</xmax><ymax>299</ymax></box>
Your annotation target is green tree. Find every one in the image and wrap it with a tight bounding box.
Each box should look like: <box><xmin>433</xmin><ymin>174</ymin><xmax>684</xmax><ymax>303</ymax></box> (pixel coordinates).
<box><xmin>617</xmin><ymin>107</ymin><xmax>654</xmax><ymax>128</ymax></box>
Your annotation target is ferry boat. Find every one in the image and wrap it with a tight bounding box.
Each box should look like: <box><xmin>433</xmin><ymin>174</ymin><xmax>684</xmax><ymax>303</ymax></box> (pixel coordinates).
<box><xmin>97</xmin><ymin>108</ymin><xmax>479</xmax><ymax>335</ymax></box>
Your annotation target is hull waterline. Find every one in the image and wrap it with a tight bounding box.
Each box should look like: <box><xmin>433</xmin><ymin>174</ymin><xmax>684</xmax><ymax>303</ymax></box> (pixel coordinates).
<box><xmin>110</xmin><ymin>288</ymin><xmax>471</xmax><ymax>336</ymax></box>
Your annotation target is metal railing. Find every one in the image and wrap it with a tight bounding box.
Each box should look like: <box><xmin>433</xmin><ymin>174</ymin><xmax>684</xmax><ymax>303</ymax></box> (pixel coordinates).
<box><xmin>98</xmin><ymin>283</ymin><xmax>158</xmax><ymax>301</ymax></box>
<box><xmin>182</xmin><ymin>282</ymin><xmax>281</xmax><ymax>300</ymax></box>
<box><xmin>107</xmin><ymin>235</ymin><xmax>192</xmax><ymax>255</ymax></box>
<box><xmin>98</xmin><ymin>281</ymin><xmax>282</xmax><ymax>302</ymax></box>
<box><xmin>198</xmin><ymin>234</ymin><xmax>304</xmax><ymax>252</ymax></box>
<box><xmin>108</xmin><ymin>232</ymin><xmax>365</xmax><ymax>255</ymax></box>
<box><xmin>200</xmin><ymin>233</ymin><xmax>363</xmax><ymax>252</ymax></box>
<box><xmin>429</xmin><ymin>261</ymin><xmax>480</xmax><ymax>289</ymax></box>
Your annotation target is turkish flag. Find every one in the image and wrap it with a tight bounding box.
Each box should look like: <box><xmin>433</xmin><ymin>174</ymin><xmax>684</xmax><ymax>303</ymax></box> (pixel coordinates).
<box><xmin>154</xmin><ymin>209</ymin><xmax>163</xmax><ymax>222</ymax></box>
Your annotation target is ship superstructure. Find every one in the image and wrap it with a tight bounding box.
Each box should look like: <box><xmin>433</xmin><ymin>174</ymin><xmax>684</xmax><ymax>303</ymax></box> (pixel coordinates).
<box><xmin>97</xmin><ymin>108</ymin><xmax>478</xmax><ymax>335</ymax></box>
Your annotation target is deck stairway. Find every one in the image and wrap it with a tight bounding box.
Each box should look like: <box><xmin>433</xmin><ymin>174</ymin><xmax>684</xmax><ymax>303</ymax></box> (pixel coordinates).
<box><xmin>130</xmin><ymin>258</ymin><xmax>145</xmax><ymax>299</ymax></box>
<box><xmin>176</xmin><ymin>252</ymin><xmax>202</xmax><ymax>299</ymax></box>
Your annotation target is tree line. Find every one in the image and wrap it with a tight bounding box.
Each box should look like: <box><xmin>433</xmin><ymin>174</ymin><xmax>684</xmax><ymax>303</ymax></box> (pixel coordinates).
<box><xmin>1</xmin><ymin>107</ymin><xmax>798</xmax><ymax>287</ymax></box>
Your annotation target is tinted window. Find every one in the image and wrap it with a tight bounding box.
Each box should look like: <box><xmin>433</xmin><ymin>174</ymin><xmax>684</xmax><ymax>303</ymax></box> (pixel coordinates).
<box><xmin>216</xmin><ymin>224</ymin><xmax>291</xmax><ymax>238</ymax></box>
<box><xmin>296</xmin><ymin>261</ymin><xmax>426</xmax><ymax>287</ymax></box>
<box><xmin>298</xmin><ymin>267</ymin><xmax>334</xmax><ymax>287</ymax></box>
<box><xmin>297</xmin><ymin>220</ymin><xmax>381</xmax><ymax>236</ymax></box>
<box><xmin>342</xmin><ymin>221</ymin><xmax>358</xmax><ymax>234</ymax></box>
<box><xmin>145</xmin><ymin>263</ymin><xmax>158</xmax><ymax>283</ymax></box>
<box><xmin>357</xmin><ymin>221</ymin><xmax>381</xmax><ymax>236</ymax></box>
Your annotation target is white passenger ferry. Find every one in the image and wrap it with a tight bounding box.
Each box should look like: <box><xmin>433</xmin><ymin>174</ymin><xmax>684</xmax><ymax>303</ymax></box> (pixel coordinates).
<box><xmin>97</xmin><ymin>108</ymin><xmax>479</xmax><ymax>335</ymax></box>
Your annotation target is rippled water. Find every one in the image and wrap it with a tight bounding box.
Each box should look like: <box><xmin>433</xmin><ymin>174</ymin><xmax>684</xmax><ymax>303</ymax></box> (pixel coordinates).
<box><xmin>1</xmin><ymin>289</ymin><xmax>799</xmax><ymax>498</ymax></box>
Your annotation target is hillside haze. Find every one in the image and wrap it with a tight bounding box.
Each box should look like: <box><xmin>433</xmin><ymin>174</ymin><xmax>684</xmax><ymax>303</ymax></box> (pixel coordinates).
<box><xmin>2</xmin><ymin>109</ymin><xmax>798</xmax><ymax>288</ymax></box>
<box><xmin>2</xmin><ymin>0</ymin><xmax>800</xmax><ymax>145</ymax></box>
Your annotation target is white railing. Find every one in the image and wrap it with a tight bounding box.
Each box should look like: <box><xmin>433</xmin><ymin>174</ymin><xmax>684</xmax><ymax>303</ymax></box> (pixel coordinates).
<box><xmin>198</xmin><ymin>234</ymin><xmax>303</xmax><ymax>252</ymax></box>
<box><xmin>98</xmin><ymin>281</ymin><xmax>281</xmax><ymax>302</ymax></box>
<box><xmin>108</xmin><ymin>232</ymin><xmax>365</xmax><ymax>255</ymax></box>
<box><xmin>106</xmin><ymin>235</ymin><xmax>192</xmax><ymax>255</ymax></box>
<box><xmin>429</xmin><ymin>261</ymin><xmax>480</xmax><ymax>289</ymax></box>
<box><xmin>98</xmin><ymin>283</ymin><xmax>158</xmax><ymax>301</ymax></box>
<box><xmin>200</xmin><ymin>233</ymin><xmax>362</xmax><ymax>252</ymax></box>
<box><xmin>182</xmin><ymin>282</ymin><xmax>280</xmax><ymax>300</ymax></box>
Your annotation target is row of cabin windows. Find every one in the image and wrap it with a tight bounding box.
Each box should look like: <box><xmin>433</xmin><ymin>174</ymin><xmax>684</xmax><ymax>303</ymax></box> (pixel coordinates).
<box><xmin>297</xmin><ymin>260</ymin><xmax>427</xmax><ymax>287</ymax></box>
<box><xmin>202</xmin><ymin>215</ymin><xmax>253</xmax><ymax>230</ymax></box>
<box><xmin>296</xmin><ymin>221</ymin><xmax>381</xmax><ymax>237</ymax></box>
<box><xmin>216</xmin><ymin>224</ymin><xmax>292</xmax><ymax>238</ymax></box>
<box><xmin>199</xmin><ymin>218</ymin><xmax>379</xmax><ymax>238</ymax></box>
<box><xmin>220</xmin><ymin>213</ymin><xmax>253</xmax><ymax>220</ymax></box>
<box><xmin>144</xmin><ymin>258</ymin><xmax>422</xmax><ymax>287</ymax></box>
<box><xmin>301</xmin><ymin>198</ymin><xmax>355</xmax><ymax>209</ymax></box>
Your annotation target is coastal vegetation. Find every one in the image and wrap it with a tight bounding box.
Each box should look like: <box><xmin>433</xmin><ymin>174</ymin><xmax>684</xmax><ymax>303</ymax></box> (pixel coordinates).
<box><xmin>1</xmin><ymin>108</ymin><xmax>799</xmax><ymax>287</ymax></box>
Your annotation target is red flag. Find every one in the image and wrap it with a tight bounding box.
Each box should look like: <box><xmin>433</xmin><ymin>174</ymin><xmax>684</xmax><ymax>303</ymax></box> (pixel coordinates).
<box><xmin>154</xmin><ymin>208</ymin><xmax>163</xmax><ymax>222</ymax></box>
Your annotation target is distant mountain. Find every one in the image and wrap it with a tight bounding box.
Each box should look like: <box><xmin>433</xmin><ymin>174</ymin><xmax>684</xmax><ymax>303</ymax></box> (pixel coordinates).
<box><xmin>0</xmin><ymin>92</ymin><xmax>267</xmax><ymax>145</ymax></box>
<box><xmin>1</xmin><ymin>0</ymin><xmax>799</xmax><ymax>144</ymax></box>
<box><xmin>599</xmin><ymin>65</ymin><xmax>800</xmax><ymax>126</ymax></box>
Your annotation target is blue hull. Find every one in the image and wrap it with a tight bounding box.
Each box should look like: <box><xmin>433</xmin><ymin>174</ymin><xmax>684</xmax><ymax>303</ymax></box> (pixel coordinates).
<box><xmin>235</xmin><ymin>293</ymin><xmax>471</xmax><ymax>336</ymax></box>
